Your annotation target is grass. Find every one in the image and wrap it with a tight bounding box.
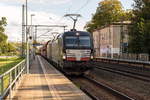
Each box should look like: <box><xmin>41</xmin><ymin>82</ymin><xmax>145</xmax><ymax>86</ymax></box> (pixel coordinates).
<box><xmin>0</xmin><ymin>57</ymin><xmax>24</xmax><ymax>95</ymax></box>
<box><xmin>0</xmin><ymin>57</ymin><xmax>24</xmax><ymax>75</ymax></box>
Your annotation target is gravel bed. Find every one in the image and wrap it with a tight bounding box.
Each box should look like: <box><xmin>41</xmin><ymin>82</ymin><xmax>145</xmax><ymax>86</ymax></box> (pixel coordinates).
<box><xmin>86</xmin><ymin>68</ymin><xmax>150</xmax><ymax>100</ymax></box>
<box><xmin>72</xmin><ymin>77</ymin><xmax>124</xmax><ymax>100</ymax></box>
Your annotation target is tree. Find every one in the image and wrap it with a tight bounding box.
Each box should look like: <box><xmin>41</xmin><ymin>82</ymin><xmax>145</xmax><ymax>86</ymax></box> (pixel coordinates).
<box><xmin>7</xmin><ymin>43</ymin><xmax>16</xmax><ymax>52</ymax></box>
<box><xmin>85</xmin><ymin>0</ymin><xmax>130</xmax><ymax>32</ymax></box>
<box><xmin>0</xmin><ymin>17</ymin><xmax>7</xmax><ymax>43</ymax></box>
<box><xmin>129</xmin><ymin>0</ymin><xmax>150</xmax><ymax>60</ymax></box>
<box><xmin>0</xmin><ymin>17</ymin><xmax>7</xmax><ymax>42</ymax></box>
<box><xmin>0</xmin><ymin>17</ymin><xmax>8</xmax><ymax>54</ymax></box>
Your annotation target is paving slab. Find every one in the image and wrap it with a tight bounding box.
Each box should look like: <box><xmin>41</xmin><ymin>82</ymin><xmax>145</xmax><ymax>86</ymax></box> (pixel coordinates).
<box><xmin>11</xmin><ymin>56</ymin><xmax>91</xmax><ymax>100</ymax></box>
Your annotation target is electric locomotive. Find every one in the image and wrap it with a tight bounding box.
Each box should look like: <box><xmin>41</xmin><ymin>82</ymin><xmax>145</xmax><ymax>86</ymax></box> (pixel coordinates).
<box><xmin>47</xmin><ymin>30</ymin><xmax>94</xmax><ymax>74</ymax></box>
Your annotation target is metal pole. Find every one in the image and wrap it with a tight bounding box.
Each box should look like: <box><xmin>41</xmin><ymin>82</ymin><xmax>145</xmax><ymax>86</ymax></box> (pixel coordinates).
<box><xmin>120</xmin><ymin>22</ymin><xmax>123</xmax><ymax>54</ymax></box>
<box><xmin>0</xmin><ymin>77</ymin><xmax>3</xmax><ymax>97</ymax></box>
<box><xmin>31</xmin><ymin>15</ymin><xmax>32</xmax><ymax>26</ymax></box>
<box><xmin>31</xmin><ymin>14</ymin><xmax>35</xmax><ymax>42</ymax></box>
<box><xmin>9</xmin><ymin>72</ymin><xmax>12</xmax><ymax>99</ymax></box>
<box><xmin>98</xmin><ymin>30</ymin><xmax>100</xmax><ymax>57</ymax></box>
<box><xmin>30</xmin><ymin>14</ymin><xmax>35</xmax><ymax>60</ymax></box>
<box><xmin>22</xmin><ymin>5</ymin><xmax>25</xmax><ymax>57</ymax></box>
<box><xmin>30</xmin><ymin>15</ymin><xmax>32</xmax><ymax>38</ymax></box>
<box><xmin>35</xmin><ymin>26</ymin><xmax>37</xmax><ymax>43</ymax></box>
<box><xmin>26</xmin><ymin>0</ymin><xmax>29</xmax><ymax>74</ymax></box>
<box><xmin>64</xmin><ymin>26</ymin><xmax>65</xmax><ymax>33</ymax></box>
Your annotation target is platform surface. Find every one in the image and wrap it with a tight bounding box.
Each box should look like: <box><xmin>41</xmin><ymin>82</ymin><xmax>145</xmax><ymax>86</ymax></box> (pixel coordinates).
<box><xmin>12</xmin><ymin>55</ymin><xmax>91</xmax><ymax>100</ymax></box>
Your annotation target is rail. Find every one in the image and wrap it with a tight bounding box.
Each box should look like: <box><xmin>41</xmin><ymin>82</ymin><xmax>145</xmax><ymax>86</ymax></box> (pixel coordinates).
<box><xmin>84</xmin><ymin>76</ymin><xmax>135</xmax><ymax>100</ymax></box>
<box><xmin>0</xmin><ymin>60</ymin><xmax>26</xmax><ymax>99</ymax></box>
<box><xmin>94</xmin><ymin>66</ymin><xmax>150</xmax><ymax>82</ymax></box>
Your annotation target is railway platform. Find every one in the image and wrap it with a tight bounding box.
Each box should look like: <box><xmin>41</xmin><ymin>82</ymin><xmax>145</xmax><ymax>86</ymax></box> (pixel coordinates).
<box><xmin>10</xmin><ymin>55</ymin><xmax>91</xmax><ymax>100</ymax></box>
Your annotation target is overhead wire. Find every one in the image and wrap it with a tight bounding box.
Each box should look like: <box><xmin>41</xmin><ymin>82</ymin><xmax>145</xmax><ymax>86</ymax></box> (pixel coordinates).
<box><xmin>75</xmin><ymin>0</ymin><xmax>91</xmax><ymax>13</ymax></box>
<box><xmin>62</xmin><ymin>0</ymin><xmax>92</xmax><ymax>30</ymax></box>
<box><xmin>28</xmin><ymin>0</ymin><xmax>91</xmax><ymax>33</ymax></box>
<box><xmin>37</xmin><ymin>30</ymin><xmax>52</xmax><ymax>38</ymax></box>
<box><xmin>55</xmin><ymin>2</ymin><xmax>74</xmax><ymax>26</ymax></box>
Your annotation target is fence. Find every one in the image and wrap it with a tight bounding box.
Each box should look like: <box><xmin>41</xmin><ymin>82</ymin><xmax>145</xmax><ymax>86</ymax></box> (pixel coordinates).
<box><xmin>0</xmin><ymin>60</ymin><xmax>26</xmax><ymax>99</ymax></box>
<box><xmin>96</xmin><ymin>53</ymin><xmax>149</xmax><ymax>61</ymax></box>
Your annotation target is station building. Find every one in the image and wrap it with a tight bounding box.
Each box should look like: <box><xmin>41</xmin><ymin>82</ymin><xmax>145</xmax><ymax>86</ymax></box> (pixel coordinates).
<box><xmin>93</xmin><ymin>21</ymin><xmax>131</xmax><ymax>58</ymax></box>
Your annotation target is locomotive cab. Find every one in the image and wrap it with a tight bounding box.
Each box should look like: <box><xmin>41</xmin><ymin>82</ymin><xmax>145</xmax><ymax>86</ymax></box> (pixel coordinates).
<box><xmin>59</xmin><ymin>31</ymin><xmax>94</xmax><ymax>73</ymax></box>
<box><xmin>62</xmin><ymin>31</ymin><xmax>94</xmax><ymax>62</ymax></box>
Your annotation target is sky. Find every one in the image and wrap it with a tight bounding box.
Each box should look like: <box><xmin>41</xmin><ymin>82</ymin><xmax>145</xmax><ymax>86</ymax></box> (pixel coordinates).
<box><xmin>0</xmin><ymin>0</ymin><xmax>134</xmax><ymax>42</ymax></box>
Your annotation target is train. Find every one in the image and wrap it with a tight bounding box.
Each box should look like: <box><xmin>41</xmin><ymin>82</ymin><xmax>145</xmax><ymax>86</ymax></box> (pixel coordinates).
<box><xmin>40</xmin><ymin>30</ymin><xmax>94</xmax><ymax>75</ymax></box>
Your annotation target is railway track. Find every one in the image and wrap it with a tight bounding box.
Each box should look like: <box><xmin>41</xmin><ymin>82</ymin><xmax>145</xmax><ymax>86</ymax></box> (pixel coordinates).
<box><xmin>80</xmin><ymin>87</ymin><xmax>99</xmax><ymax>100</ymax></box>
<box><xmin>94</xmin><ymin>64</ymin><xmax>150</xmax><ymax>82</ymax></box>
<box><xmin>70</xmin><ymin>76</ymin><xmax>135</xmax><ymax>100</ymax></box>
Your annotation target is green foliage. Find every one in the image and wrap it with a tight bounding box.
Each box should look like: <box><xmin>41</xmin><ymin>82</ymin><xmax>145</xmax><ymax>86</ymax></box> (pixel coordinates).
<box><xmin>0</xmin><ymin>57</ymin><xmax>24</xmax><ymax>75</ymax></box>
<box><xmin>3</xmin><ymin>43</ymin><xmax>17</xmax><ymax>54</ymax></box>
<box><xmin>129</xmin><ymin>0</ymin><xmax>150</xmax><ymax>57</ymax></box>
<box><xmin>0</xmin><ymin>17</ymin><xmax>8</xmax><ymax>55</ymax></box>
<box><xmin>0</xmin><ymin>17</ymin><xmax>7</xmax><ymax>32</ymax></box>
<box><xmin>0</xmin><ymin>17</ymin><xmax>7</xmax><ymax>43</ymax></box>
<box><xmin>0</xmin><ymin>17</ymin><xmax>19</xmax><ymax>56</ymax></box>
<box><xmin>0</xmin><ymin>42</ymin><xmax>22</xmax><ymax>56</ymax></box>
<box><xmin>85</xmin><ymin>0</ymin><xmax>132</xmax><ymax>32</ymax></box>
<box><xmin>7</xmin><ymin>43</ymin><xmax>16</xmax><ymax>52</ymax></box>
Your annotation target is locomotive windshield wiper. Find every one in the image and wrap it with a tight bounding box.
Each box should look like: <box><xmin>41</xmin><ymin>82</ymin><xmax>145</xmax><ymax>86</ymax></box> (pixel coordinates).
<box><xmin>72</xmin><ymin>38</ymin><xmax>78</xmax><ymax>48</ymax></box>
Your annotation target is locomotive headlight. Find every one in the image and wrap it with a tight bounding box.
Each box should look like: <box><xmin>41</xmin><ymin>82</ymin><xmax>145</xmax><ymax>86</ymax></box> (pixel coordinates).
<box><xmin>91</xmin><ymin>55</ymin><xmax>94</xmax><ymax>59</ymax></box>
<box><xmin>63</xmin><ymin>55</ymin><xmax>66</xmax><ymax>59</ymax></box>
<box><xmin>62</xmin><ymin>53</ymin><xmax>66</xmax><ymax>59</ymax></box>
<box><xmin>76</xmin><ymin>32</ymin><xmax>80</xmax><ymax>36</ymax></box>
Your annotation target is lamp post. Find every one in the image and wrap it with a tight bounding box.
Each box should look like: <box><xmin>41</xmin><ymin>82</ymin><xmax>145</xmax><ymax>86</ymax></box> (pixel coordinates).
<box><xmin>30</xmin><ymin>14</ymin><xmax>35</xmax><ymax>60</ymax></box>
<box><xmin>30</xmin><ymin>14</ymin><xmax>35</xmax><ymax>40</ymax></box>
<box><xmin>22</xmin><ymin>4</ymin><xmax>25</xmax><ymax>57</ymax></box>
<box><xmin>31</xmin><ymin>14</ymin><xmax>35</xmax><ymax>25</ymax></box>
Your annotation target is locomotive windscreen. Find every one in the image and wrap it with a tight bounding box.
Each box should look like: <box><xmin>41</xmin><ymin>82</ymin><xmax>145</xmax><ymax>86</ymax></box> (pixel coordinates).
<box><xmin>79</xmin><ymin>36</ymin><xmax>91</xmax><ymax>47</ymax></box>
<box><xmin>65</xmin><ymin>36</ymin><xmax>91</xmax><ymax>48</ymax></box>
<box><xmin>65</xmin><ymin>36</ymin><xmax>78</xmax><ymax>47</ymax></box>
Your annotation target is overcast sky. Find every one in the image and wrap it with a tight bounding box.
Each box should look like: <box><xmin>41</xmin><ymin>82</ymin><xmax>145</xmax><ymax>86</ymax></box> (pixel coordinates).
<box><xmin>0</xmin><ymin>0</ymin><xmax>134</xmax><ymax>42</ymax></box>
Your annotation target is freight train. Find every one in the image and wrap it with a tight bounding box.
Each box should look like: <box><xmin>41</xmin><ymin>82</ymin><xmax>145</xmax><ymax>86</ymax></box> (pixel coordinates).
<box><xmin>40</xmin><ymin>30</ymin><xmax>94</xmax><ymax>75</ymax></box>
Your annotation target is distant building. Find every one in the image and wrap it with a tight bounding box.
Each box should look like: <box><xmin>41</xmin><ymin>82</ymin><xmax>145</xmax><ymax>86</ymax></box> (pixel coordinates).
<box><xmin>93</xmin><ymin>21</ymin><xmax>131</xmax><ymax>58</ymax></box>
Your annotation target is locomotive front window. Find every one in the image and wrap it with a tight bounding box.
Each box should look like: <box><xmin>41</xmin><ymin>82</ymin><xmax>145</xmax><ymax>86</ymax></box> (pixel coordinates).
<box><xmin>65</xmin><ymin>36</ymin><xmax>78</xmax><ymax>47</ymax></box>
<box><xmin>79</xmin><ymin>36</ymin><xmax>91</xmax><ymax>47</ymax></box>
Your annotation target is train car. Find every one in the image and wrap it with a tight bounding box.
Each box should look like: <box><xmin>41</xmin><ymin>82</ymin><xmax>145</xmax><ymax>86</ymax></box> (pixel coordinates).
<box><xmin>47</xmin><ymin>40</ymin><xmax>52</xmax><ymax>60</ymax></box>
<box><xmin>40</xmin><ymin>41</ymin><xmax>51</xmax><ymax>58</ymax></box>
<box><xmin>40</xmin><ymin>47</ymin><xmax>45</xmax><ymax>57</ymax></box>
<box><xmin>46</xmin><ymin>30</ymin><xmax>94</xmax><ymax>74</ymax></box>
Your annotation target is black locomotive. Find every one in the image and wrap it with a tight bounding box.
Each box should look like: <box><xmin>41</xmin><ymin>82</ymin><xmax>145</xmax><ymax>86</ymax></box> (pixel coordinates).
<box><xmin>41</xmin><ymin>30</ymin><xmax>94</xmax><ymax>75</ymax></box>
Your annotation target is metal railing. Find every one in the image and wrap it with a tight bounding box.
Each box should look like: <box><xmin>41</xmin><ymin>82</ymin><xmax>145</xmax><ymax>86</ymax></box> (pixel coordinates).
<box><xmin>95</xmin><ymin>53</ymin><xmax>149</xmax><ymax>61</ymax></box>
<box><xmin>0</xmin><ymin>60</ymin><xmax>26</xmax><ymax>99</ymax></box>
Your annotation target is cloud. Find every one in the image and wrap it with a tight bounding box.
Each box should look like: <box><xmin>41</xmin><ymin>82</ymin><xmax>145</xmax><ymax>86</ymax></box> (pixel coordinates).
<box><xmin>0</xmin><ymin>4</ymin><xmax>22</xmax><ymax>42</ymax></box>
<box><xmin>0</xmin><ymin>0</ymin><xmax>72</xmax><ymax>5</ymax></box>
<box><xmin>32</xmin><ymin>0</ymin><xmax>72</xmax><ymax>5</ymax></box>
<box><xmin>0</xmin><ymin>3</ymin><xmax>86</xmax><ymax>42</ymax></box>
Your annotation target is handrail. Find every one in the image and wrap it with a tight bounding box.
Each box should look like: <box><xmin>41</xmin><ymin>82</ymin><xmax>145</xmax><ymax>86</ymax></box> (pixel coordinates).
<box><xmin>0</xmin><ymin>60</ymin><xmax>25</xmax><ymax>78</ymax></box>
<box><xmin>0</xmin><ymin>59</ymin><xmax>26</xmax><ymax>99</ymax></box>
<box><xmin>95</xmin><ymin>57</ymin><xmax>150</xmax><ymax>65</ymax></box>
